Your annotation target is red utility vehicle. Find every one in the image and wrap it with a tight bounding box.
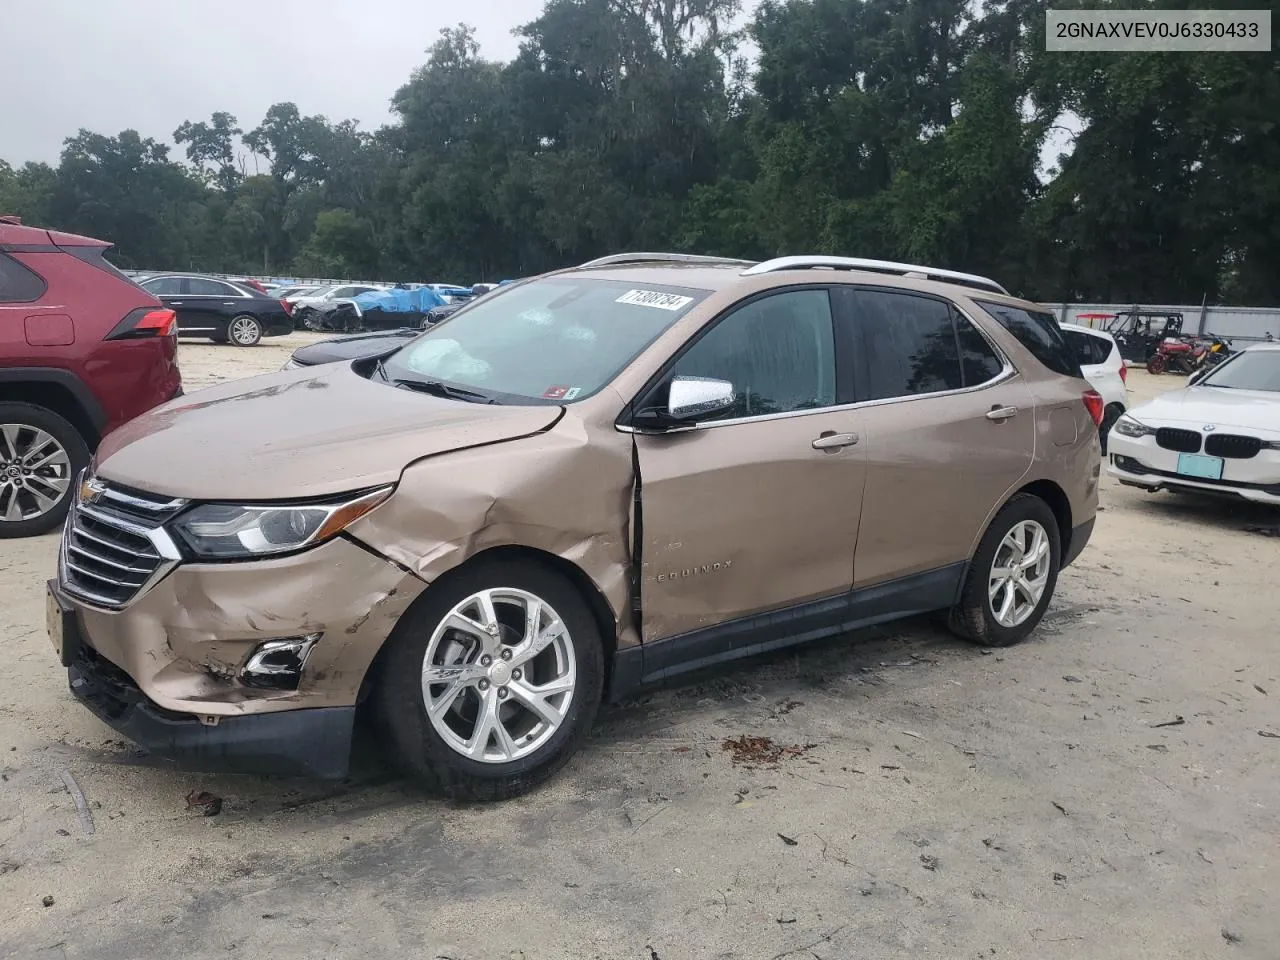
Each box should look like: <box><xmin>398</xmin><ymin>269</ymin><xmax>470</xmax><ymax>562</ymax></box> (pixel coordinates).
<box><xmin>0</xmin><ymin>216</ymin><xmax>182</xmax><ymax>537</ymax></box>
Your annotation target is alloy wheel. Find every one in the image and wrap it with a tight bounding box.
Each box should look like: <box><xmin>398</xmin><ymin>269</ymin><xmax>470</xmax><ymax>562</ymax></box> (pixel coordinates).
<box><xmin>421</xmin><ymin>587</ymin><xmax>577</xmax><ymax>764</ymax></box>
<box><xmin>0</xmin><ymin>423</ymin><xmax>71</xmax><ymax>523</ymax></box>
<box><xmin>987</xmin><ymin>520</ymin><xmax>1051</xmax><ymax>628</ymax></box>
<box><xmin>230</xmin><ymin>316</ymin><xmax>261</xmax><ymax>345</ymax></box>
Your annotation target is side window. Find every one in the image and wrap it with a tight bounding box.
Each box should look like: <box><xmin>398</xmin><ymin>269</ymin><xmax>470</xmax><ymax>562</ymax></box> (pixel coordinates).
<box><xmin>1085</xmin><ymin>333</ymin><xmax>1111</xmax><ymax>364</ymax></box>
<box><xmin>853</xmin><ymin>290</ymin><xmax>964</xmax><ymax>400</ymax></box>
<box><xmin>955</xmin><ymin>313</ymin><xmax>1004</xmax><ymax>386</ymax></box>
<box><xmin>0</xmin><ymin>253</ymin><xmax>47</xmax><ymax>303</ymax></box>
<box><xmin>142</xmin><ymin>276</ymin><xmax>183</xmax><ymax>295</ymax></box>
<box><xmin>330</xmin><ymin>287</ymin><xmax>354</xmax><ymax>298</ymax></box>
<box><xmin>1064</xmin><ymin>330</ymin><xmax>1098</xmax><ymax>366</ymax></box>
<box><xmin>666</xmin><ymin>289</ymin><xmax>837</xmax><ymax>421</ymax></box>
<box><xmin>976</xmin><ymin>300</ymin><xmax>1083</xmax><ymax>378</ymax></box>
<box><xmin>188</xmin><ymin>277</ymin><xmax>234</xmax><ymax>296</ymax></box>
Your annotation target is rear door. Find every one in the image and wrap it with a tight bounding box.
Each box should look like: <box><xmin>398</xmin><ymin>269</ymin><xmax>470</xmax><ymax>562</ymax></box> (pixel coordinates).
<box><xmin>185</xmin><ymin>277</ymin><xmax>247</xmax><ymax>333</ymax></box>
<box><xmin>848</xmin><ymin>287</ymin><xmax>1034</xmax><ymax>588</ymax></box>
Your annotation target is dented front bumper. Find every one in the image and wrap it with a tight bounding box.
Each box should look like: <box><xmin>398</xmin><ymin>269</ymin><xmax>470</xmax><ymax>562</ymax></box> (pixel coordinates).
<box><xmin>56</xmin><ymin>536</ymin><xmax>426</xmax><ymax>776</ymax></box>
<box><xmin>66</xmin><ymin>632</ymin><xmax>356</xmax><ymax>779</ymax></box>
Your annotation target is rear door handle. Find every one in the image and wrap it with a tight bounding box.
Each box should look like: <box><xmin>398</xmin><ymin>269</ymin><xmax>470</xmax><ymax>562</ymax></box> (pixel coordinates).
<box><xmin>985</xmin><ymin>405</ymin><xmax>1018</xmax><ymax>421</ymax></box>
<box><xmin>169</xmin><ymin>301</ymin><xmax>184</xmax><ymax>305</ymax></box>
<box><xmin>812</xmin><ymin>432</ymin><xmax>859</xmax><ymax>450</ymax></box>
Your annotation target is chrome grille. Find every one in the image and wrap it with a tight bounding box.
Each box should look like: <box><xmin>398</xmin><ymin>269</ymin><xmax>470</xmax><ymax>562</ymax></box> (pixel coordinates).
<box><xmin>58</xmin><ymin>474</ymin><xmax>186</xmax><ymax>610</ymax></box>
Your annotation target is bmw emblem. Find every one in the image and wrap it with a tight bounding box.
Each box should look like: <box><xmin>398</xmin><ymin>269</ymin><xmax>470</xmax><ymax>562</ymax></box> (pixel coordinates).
<box><xmin>1203</xmin><ymin>424</ymin><xmax>1216</xmax><ymax>432</ymax></box>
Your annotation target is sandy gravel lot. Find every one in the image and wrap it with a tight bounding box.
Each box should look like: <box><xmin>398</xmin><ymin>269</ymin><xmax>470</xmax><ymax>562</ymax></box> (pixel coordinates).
<box><xmin>1</xmin><ymin>339</ymin><xmax>1277</xmax><ymax>960</ymax></box>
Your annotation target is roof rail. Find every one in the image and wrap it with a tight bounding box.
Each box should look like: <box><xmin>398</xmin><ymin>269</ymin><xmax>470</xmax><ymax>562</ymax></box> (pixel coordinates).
<box><xmin>579</xmin><ymin>252</ymin><xmax>757</xmax><ymax>269</ymax></box>
<box><xmin>740</xmin><ymin>256</ymin><xmax>1008</xmax><ymax>295</ymax></box>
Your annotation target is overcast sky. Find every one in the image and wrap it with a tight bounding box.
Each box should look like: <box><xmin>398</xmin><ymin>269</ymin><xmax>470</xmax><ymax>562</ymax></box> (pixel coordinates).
<box><xmin>0</xmin><ymin>0</ymin><xmax>555</xmax><ymax>165</ymax></box>
<box><xmin>3</xmin><ymin>0</ymin><xmax>1071</xmax><ymax>177</ymax></box>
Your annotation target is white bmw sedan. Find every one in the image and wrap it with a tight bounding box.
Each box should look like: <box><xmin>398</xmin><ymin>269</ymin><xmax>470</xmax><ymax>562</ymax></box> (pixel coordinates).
<box><xmin>1108</xmin><ymin>343</ymin><xmax>1280</xmax><ymax>505</ymax></box>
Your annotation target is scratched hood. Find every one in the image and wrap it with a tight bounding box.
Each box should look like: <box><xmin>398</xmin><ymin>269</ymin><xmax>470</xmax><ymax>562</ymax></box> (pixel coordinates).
<box><xmin>94</xmin><ymin>363</ymin><xmax>562</xmax><ymax>500</ymax></box>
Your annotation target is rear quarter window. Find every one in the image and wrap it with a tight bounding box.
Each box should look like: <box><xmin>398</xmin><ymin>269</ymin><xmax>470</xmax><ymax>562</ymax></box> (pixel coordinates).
<box><xmin>0</xmin><ymin>253</ymin><xmax>48</xmax><ymax>303</ymax></box>
<box><xmin>1063</xmin><ymin>330</ymin><xmax>1108</xmax><ymax>366</ymax></box>
<box><xmin>977</xmin><ymin>301</ymin><xmax>1082</xmax><ymax>378</ymax></box>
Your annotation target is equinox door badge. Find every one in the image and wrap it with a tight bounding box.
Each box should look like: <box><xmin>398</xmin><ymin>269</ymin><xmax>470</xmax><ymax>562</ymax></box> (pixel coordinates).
<box><xmin>645</xmin><ymin>559</ymin><xmax>733</xmax><ymax>584</ymax></box>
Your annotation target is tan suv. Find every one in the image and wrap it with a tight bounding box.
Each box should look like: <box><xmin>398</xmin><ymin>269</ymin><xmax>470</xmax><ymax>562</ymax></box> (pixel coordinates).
<box><xmin>47</xmin><ymin>254</ymin><xmax>1102</xmax><ymax>799</ymax></box>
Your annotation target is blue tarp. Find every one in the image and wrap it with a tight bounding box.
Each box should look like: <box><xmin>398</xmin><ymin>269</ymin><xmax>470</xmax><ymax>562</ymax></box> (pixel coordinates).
<box><xmin>352</xmin><ymin>287</ymin><xmax>447</xmax><ymax>313</ymax></box>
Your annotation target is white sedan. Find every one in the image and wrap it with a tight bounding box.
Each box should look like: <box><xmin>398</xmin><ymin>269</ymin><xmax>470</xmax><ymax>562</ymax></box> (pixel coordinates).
<box><xmin>1107</xmin><ymin>343</ymin><xmax>1280</xmax><ymax>505</ymax></box>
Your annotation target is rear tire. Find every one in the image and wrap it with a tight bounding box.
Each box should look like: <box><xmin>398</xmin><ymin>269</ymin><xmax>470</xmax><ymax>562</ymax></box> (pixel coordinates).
<box><xmin>949</xmin><ymin>494</ymin><xmax>1061</xmax><ymax>648</ymax></box>
<box><xmin>227</xmin><ymin>314</ymin><xmax>263</xmax><ymax>347</ymax></box>
<box><xmin>0</xmin><ymin>403</ymin><xmax>90</xmax><ymax>539</ymax></box>
<box><xmin>1146</xmin><ymin>354</ymin><xmax>1166</xmax><ymax>375</ymax></box>
<box><xmin>372</xmin><ymin>560</ymin><xmax>604</xmax><ymax>800</ymax></box>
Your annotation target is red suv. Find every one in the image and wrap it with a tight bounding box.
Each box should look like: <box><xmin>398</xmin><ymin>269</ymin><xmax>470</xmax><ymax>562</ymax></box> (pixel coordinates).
<box><xmin>0</xmin><ymin>216</ymin><xmax>181</xmax><ymax>537</ymax></box>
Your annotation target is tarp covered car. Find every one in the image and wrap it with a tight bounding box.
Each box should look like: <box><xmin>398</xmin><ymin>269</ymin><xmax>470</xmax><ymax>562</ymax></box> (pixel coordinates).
<box><xmin>351</xmin><ymin>286</ymin><xmax>448</xmax><ymax>330</ymax></box>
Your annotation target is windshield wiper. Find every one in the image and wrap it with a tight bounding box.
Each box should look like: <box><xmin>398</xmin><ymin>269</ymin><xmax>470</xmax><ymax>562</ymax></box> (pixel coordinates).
<box><xmin>392</xmin><ymin>377</ymin><xmax>497</xmax><ymax>404</ymax></box>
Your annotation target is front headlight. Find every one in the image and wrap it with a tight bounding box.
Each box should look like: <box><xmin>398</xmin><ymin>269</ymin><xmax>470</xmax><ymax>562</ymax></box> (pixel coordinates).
<box><xmin>1112</xmin><ymin>414</ymin><xmax>1154</xmax><ymax>438</ymax></box>
<box><xmin>172</xmin><ymin>487</ymin><xmax>391</xmax><ymax>559</ymax></box>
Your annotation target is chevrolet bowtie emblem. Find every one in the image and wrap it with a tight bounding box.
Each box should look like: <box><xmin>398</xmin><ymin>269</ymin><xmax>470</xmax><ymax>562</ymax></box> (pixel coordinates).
<box><xmin>79</xmin><ymin>476</ymin><xmax>107</xmax><ymax>504</ymax></box>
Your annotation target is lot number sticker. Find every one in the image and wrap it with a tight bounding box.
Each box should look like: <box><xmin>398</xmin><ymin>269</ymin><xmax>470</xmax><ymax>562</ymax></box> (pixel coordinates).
<box><xmin>616</xmin><ymin>289</ymin><xmax>694</xmax><ymax>311</ymax></box>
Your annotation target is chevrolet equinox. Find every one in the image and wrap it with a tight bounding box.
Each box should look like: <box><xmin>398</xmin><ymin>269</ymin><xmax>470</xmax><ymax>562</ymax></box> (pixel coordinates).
<box><xmin>48</xmin><ymin>254</ymin><xmax>1101</xmax><ymax>799</ymax></box>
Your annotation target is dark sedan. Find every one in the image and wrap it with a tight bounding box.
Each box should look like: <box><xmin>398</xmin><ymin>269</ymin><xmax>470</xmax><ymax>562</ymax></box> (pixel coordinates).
<box><xmin>138</xmin><ymin>274</ymin><xmax>293</xmax><ymax>346</ymax></box>
<box><xmin>281</xmin><ymin>327</ymin><xmax>419</xmax><ymax>370</ymax></box>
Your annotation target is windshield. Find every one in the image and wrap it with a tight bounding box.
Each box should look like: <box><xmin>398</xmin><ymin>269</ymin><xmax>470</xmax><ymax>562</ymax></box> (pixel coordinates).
<box><xmin>380</xmin><ymin>276</ymin><xmax>709</xmax><ymax>403</ymax></box>
<box><xmin>1200</xmin><ymin>350</ymin><xmax>1280</xmax><ymax>392</ymax></box>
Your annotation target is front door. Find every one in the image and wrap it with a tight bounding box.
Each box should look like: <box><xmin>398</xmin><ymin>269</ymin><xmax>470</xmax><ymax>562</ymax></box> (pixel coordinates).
<box><xmin>140</xmin><ymin>276</ymin><xmax>190</xmax><ymax>329</ymax></box>
<box><xmin>846</xmin><ymin>288</ymin><xmax>1034</xmax><ymax>588</ymax></box>
<box><xmin>632</xmin><ymin>288</ymin><xmax>866</xmax><ymax>644</ymax></box>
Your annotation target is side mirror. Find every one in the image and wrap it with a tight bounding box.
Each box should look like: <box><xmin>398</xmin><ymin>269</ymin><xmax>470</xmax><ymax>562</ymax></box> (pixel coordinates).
<box><xmin>1188</xmin><ymin>368</ymin><xmax>1208</xmax><ymax>386</ymax></box>
<box><xmin>667</xmin><ymin>376</ymin><xmax>736</xmax><ymax>421</ymax></box>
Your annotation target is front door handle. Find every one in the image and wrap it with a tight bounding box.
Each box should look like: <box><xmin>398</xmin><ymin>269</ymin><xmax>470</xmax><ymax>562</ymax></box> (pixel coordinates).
<box><xmin>169</xmin><ymin>301</ymin><xmax>184</xmax><ymax>305</ymax></box>
<box><xmin>812</xmin><ymin>432</ymin><xmax>859</xmax><ymax>450</ymax></box>
<box><xmin>986</xmin><ymin>405</ymin><xmax>1018</xmax><ymax>422</ymax></box>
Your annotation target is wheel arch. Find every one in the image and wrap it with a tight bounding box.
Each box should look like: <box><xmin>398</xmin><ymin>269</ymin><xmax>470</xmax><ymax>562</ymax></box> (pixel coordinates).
<box><xmin>1011</xmin><ymin>478</ymin><xmax>1073</xmax><ymax>560</ymax></box>
<box><xmin>0</xmin><ymin>372</ymin><xmax>102</xmax><ymax>449</ymax></box>
<box><xmin>358</xmin><ymin>544</ymin><xmax>622</xmax><ymax>705</ymax></box>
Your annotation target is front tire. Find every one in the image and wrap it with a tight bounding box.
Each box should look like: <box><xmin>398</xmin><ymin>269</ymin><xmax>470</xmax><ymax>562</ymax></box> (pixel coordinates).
<box><xmin>1146</xmin><ymin>354</ymin><xmax>1167</xmax><ymax>375</ymax></box>
<box><xmin>0</xmin><ymin>403</ymin><xmax>90</xmax><ymax>539</ymax></box>
<box><xmin>949</xmin><ymin>494</ymin><xmax>1061</xmax><ymax>648</ymax></box>
<box><xmin>372</xmin><ymin>560</ymin><xmax>604</xmax><ymax>800</ymax></box>
<box><xmin>227</xmin><ymin>314</ymin><xmax>263</xmax><ymax>347</ymax></box>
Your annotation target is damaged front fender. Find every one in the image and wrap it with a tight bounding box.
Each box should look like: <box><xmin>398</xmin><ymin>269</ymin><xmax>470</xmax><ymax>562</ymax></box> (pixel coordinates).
<box><xmin>346</xmin><ymin>408</ymin><xmax>639</xmax><ymax>650</ymax></box>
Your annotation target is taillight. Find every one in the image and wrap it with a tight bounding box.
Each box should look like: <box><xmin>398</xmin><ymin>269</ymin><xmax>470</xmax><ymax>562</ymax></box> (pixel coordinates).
<box><xmin>1119</xmin><ymin>363</ymin><xmax>1128</xmax><ymax>385</ymax></box>
<box><xmin>106</xmin><ymin>307</ymin><xmax>177</xmax><ymax>340</ymax></box>
<box><xmin>1082</xmin><ymin>389</ymin><xmax>1105</xmax><ymax>427</ymax></box>
<box><xmin>280</xmin><ymin>299</ymin><xmax>294</xmax><ymax>316</ymax></box>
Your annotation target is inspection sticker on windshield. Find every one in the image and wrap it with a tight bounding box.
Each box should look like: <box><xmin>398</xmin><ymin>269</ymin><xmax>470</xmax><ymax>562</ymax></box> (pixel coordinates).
<box><xmin>616</xmin><ymin>289</ymin><xmax>694</xmax><ymax>311</ymax></box>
